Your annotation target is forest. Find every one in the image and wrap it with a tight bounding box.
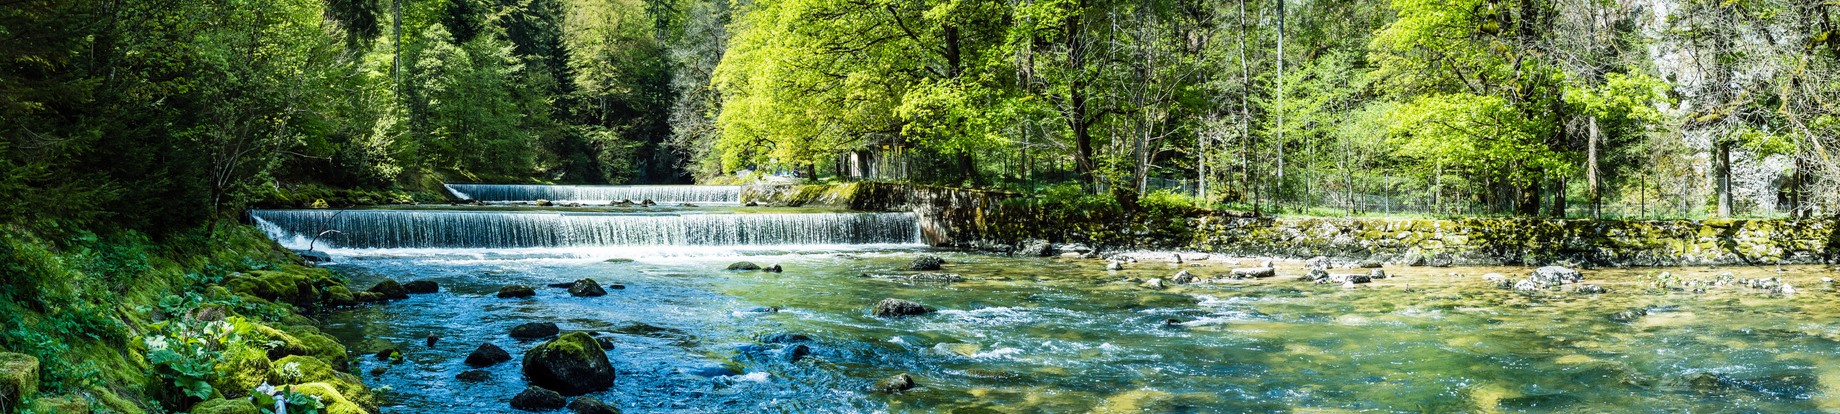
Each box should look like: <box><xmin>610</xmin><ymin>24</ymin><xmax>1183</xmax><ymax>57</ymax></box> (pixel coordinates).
<box><xmin>5</xmin><ymin>0</ymin><xmax>1840</xmax><ymax>236</ymax></box>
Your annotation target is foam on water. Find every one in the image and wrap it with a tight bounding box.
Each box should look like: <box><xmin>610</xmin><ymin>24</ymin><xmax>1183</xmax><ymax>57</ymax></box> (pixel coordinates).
<box><xmin>253</xmin><ymin>209</ymin><xmax>922</xmax><ymax>249</ymax></box>
<box><xmin>445</xmin><ymin>184</ymin><xmax>744</xmax><ymax>204</ymax></box>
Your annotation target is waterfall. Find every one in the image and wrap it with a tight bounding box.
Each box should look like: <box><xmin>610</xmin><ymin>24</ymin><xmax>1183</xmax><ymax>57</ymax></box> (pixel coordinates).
<box><xmin>444</xmin><ymin>184</ymin><xmax>743</xmax><ymax>204</ymax></box>
<box><xmin>251</xmin><ymin>209</ymin><xmax>921</xmax><ymax>249</ymax></box>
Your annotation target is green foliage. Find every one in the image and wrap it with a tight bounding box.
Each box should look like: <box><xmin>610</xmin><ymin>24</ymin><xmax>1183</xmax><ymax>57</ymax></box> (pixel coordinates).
<box><xmin>251</xmin><ymin>384</ymin><xmax>327</xmax><ymax>414</ymax></box>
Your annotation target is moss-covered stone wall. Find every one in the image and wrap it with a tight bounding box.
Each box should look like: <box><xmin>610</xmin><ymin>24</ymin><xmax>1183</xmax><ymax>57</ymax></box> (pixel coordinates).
<box><xmin>767</xmin><ymin>182</ymin><xmax>1840</xmax><ymax>266</ymax></box>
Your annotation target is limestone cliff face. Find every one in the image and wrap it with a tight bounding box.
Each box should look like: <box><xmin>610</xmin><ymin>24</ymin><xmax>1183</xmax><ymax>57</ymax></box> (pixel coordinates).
<box><xmin>748</xmin><ymin>182</ymin><xmax>1839</xmax><ymax>266</ymax></box>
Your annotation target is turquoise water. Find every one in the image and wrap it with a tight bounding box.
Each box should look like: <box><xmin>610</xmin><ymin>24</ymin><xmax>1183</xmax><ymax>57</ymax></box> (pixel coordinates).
<box><xmin>311</xmin><ymin>247</ymin><xmax>1840</xmax><ymax>413</ymax></box>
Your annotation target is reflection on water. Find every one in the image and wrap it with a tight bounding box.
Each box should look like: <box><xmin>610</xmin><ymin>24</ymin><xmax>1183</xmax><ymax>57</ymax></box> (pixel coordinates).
<box><xmin>317</xmin><ymin>247</ymin><xmax>1840</xmax><ymax>413</ymax></box>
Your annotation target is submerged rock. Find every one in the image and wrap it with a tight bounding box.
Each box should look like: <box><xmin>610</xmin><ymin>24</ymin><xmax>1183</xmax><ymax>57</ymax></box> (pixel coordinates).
<box><xmin>509</xmin><ymin>386</ymin><xmax>566</xmax><ymax>411</ymax></box>
<box><xmin>778</xmin><ymin>344</ymin><xmax>812</xmax><ymax>362</ymax></box>
<box><xmin>874</xmin><ymin>373</ymin><xmax>917</xmax><ymax>393</ymax></box>
<box><xmin>466</xmin><ymin>343</ymin><xmax>514</xmax><ymax>367</ymax></box>
<box><xmin>522</xmin><ymin>332</ymin><xmax>615</xmax><ymax>395</ymax></box>
<box><xmin>910</xmin><ymin>256</ymin><xmax>945</xmax><ymax>271</ymax></box>
<box><xmin>1229</xmin><ymin>267</ymin><xmax>1276</xmax><ymax>279</ymax></box>
<box><xmin>456</xmin><ymin>370</ymin><xmax>491</xmax><ymax>382</ymax></box>
<box><xmin>906</xmin><ymin>273</ymin><xmax>964</xmax><ymax>283</ymax></box>
<box><xmin>1610</xmin><ymin>308</ymin><xmax>1647</xmax><ymax>323</ymax></box>
<box><xmin>497</xmin><ymin>285</ymin><xmax>536</xmax><ymax>298</ymax></box>
<box><xmin>761</xmin><ymin>333</ymin><xmax>811</xmax><ymax>343</ymax></box>
<box><xmin>510</xmin><ymin>322</ymin><xmax>560</xmax><ymax>339</ymax></box>
<box><xmin>726</xmin><ymin>262</ymin><xmax>763</xmax><ymax>271</ymax></box>
<box><xmin>402</xmin><ymin>280</ymin><xmax>439</xmax><ymax>294</ymax></box>
<box><xmin>369</xmin><ymin>279</ymin><xmax>410</xmax><ymax>300</ymax></box>
<box><xmin>568</xmin><ymin>278</ymin><xmax>608</xmax><ymax>297</ymax></box>
<box><xmin>872</xmin><ymin>298</ymin><xmax>931</xmax><ymax>318</ymax></box>
<box><xmin>567</xmin><ymin>396</ymin><xmax>622</xmax><ymax>414</ymax></box>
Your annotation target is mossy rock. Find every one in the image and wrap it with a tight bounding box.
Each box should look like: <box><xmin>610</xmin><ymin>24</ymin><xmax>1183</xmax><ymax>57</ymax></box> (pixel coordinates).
<box><xmin>190</xmin><ymin>398</ymin><xmax>259</xmax><ymax>414</ymax></box>
<box><xmin>521</xmin><ymin>332</ymin><xmax>614</xmax><ymax>395</ymax></box>
<box><xmin>224</xmin><ymin>266</ymin><xmax>344</xmax><ymax>310</ymax></box>
<box><xmin>212</xmin><ymin>344</ymin><xmax>272</xmax><ymax>399</ymax></box>
<box><xmin>239</xmin><ymin>321</ymin><xmax>350</xmax><ymax>371</ymax></box>
<box><xmin>286</xmin><ymin>382</ymin><xmax>368</xmax><ymax>414</ymax></box>
<box><xmin>27</xmin><ymin>394</ymin><xmax>87</xmax><ymax>414</ymax></box>
<box><xmin>0</xmin><ymin>352</ymin><xmax>39</xmax><ymax>413</ymax></box>
<box><xmin>269</xmin><ymin>355</ymin><xmax>371</xmax><ymax>407</ymax></box>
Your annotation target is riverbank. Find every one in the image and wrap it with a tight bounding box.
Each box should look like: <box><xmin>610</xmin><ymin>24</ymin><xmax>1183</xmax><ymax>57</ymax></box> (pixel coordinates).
<box><xmin>0</xmin><ymin>224</ymin><xmax>383</xmax><ymax>413</ymax></box>
<box><xmin>741</xmin><ymin>182</ymin><xmax>1840</xmax><ymax>267</ymax></box>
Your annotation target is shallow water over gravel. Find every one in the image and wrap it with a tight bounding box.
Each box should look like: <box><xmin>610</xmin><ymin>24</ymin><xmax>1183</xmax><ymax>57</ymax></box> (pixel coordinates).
<box><xmin>315</xmin><ymin>248</ymin><xmax>1840</xmax><ymax>413</ymax></box>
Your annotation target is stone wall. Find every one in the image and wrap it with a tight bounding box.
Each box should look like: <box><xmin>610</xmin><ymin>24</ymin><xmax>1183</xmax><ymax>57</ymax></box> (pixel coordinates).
<box><xmin>745</xmin><ymin>182</ymin><xmax>1840</xmax><ymax>266</ymax></box>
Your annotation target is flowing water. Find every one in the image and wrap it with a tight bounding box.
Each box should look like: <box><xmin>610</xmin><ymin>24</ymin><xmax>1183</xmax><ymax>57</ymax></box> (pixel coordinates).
<box><xmin>445</xmin><ymin>184</ymin><xmax>744</xmax><ymax>205</ymax></box>
<box><xmin>255</xmin><ymin>186</ymin><xmax>1840</xmax><ymax>413</ymax></box>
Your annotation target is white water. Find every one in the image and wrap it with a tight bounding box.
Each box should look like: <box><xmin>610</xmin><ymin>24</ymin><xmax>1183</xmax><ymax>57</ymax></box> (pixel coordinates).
<box><xmin>252</xmin><ymin>209</ymin><xmax>921</xmax><ymax>250</ymax></box>
<box><xmin>445</xmin><ymin>184</ymin><xmax>743</xmax><ymax>204</ymax></box>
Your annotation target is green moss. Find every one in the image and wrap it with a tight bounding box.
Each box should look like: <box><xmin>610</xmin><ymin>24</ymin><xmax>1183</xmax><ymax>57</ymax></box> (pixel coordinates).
<box><xmin>0</xmin><ymin>352</ymin><xmax>38</xmax><ymax>412</ymax></box>
<box><xmin>190</xmin><ymin>398</ymin><xmax>259</xmax><ymax>414</ymax></box>
<box><xmin>213</xmin><ymin>345</ymin><xmax>270</xmax><ymax>399</ymax></box>
<box><xmin>27</xmin><ymin>394</ymin><xmax>89</xmax><ymax>413</ymax></box>
<box><xmin>286</xmin><ymin>382</ymin><xmax>368</xmax><ymax>414</ymax></box>
<box><xmin>268</xmin><ymin>356</ymin><xmax>370</xmax><ymax>408</ymax></box>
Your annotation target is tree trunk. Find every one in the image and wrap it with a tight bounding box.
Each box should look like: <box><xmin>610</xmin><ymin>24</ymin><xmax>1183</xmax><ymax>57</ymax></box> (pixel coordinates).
<box><xmin>1587</xmin><ymin>116</ymin><xmax>1601</xmax><ymax>219</ymax></box>
<box><xmin>956</xmin><ymin>151</ymin><xmax>976</xmax><ymax>185</ymax></box>
<box><xmin>1716</xmin><ymin>142</ymin><xmax>1732</xmax><ymax>217</ymax></box>
<box><xmin>1552</xmin><ymin>178</ymin><xmax>1566</xmax><ymax>218</ymax></box>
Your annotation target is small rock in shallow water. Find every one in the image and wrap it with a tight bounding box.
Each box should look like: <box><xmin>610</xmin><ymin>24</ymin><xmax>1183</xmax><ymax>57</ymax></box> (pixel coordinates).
<box><xmin>456</xmin><ymin>370</ymin><xmax>490</xmax><ymax>382</ymax></box>
<box><xmin>509</xmin><ymin>386</ymin><xmax>566</xmax><ymax>411</ymax></box>
<box><xmin>1230</xmin><ymin>267</ymin><xmax>1275</xmax><ymax>279</ymax></box>
<box><xmin>874</xmin><ymin>373</ymin><xmax>917</xmax><ymax>393</ymax></box>
<box><xmin>1575</xmin><ymin>284</ymin><xmax>1608</xmax><ymax>294</ymax></box>
<box><xmin>906</xmin><ymin>273</ymin><xmax>964</xmax><ymax>283</ymax></box>
<box><xmin>1141</xmin><ymin>278</ymin><xmax>1165</xmax><ymax>289</ymax></box>
<box><xmin>686</xmin><ymin>366</ymin><xmax>738</xmax><ymax>378</ymax></box>
<box><xmin>1369</xmin><ymin>269</ymin><xmax>1387</xmax><ymax>279</ymax></box>
<box><xmin>765</xmin><ymin>264</ymin><xmax>783</xmax><ymax>273</ymax></box>
<box><xmin>567</xmin><ymin>396</ymin><xmax>621</xmax><ymax>414</ymax></box>
<box><xmin>726</xmin><ymin>261</ymin><xmax>763</xmax><ymax>271</ymax></box>
<box><xmin>426</xmin><ymin>334</ymin><xmax>440</xmax><ymax>347</ymax></box>
<box><xmin>1170</xmin><ymin>270</ymin><xmax>1199</xmax><ymax>284</ymax></box>
<box><xmin>1105</xmin><ymin>260</ymin><xmax>1124</xmax><ymax>271</ymax></box>
<box><xmin>402</xmin><ymin>280</ymin><xmax>439</xmax><ymax>294</ymax></box>
<box><xmin>1610</xmin><ymin>308</ymin><xmax>1647</xmax><ymax>323</ymax></box>
<box><xmin>369</xmin><ymin>366</ymin><xmax>387</xmax><ymax>376</ymax></box>
<box><xmin>466</xmin><ymin>343</ymin><xmax>514</xmax><ymax>367</ymax></box>
<box><xmin>509</xmin><ymin>322</ymin><xmax>560</xmax><ymax>339</ymax></box>
<box><xmin>523</xmin><ymin>333</ymin><xmax>615</xmax><ymax>395</ymax></box>
<box><xmin>568</xmin><ymin>278</ymin><xmax>608</xmax><ymax>297</ymax></box>
<box><xmin>872</xmin><ymin>298</ymin><xmax>931</xmax><ymax>317</ymax></box>
<box><xmin>910</xmin><ymin>256</ymin><xmax>945</xmax><ymax>271</ymax></box>
<box><xmin>497</xmin><ymin>285</ymin><xmax>536</xmax><ymax>298</ymax></box>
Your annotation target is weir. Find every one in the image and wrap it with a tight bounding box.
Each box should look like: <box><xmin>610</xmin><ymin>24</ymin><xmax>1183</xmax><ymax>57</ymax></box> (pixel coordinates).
<box><xmin>251</xmin><ymin>209</ymin><xmax>921</xmax><ymax>249</ymax></box>
<box><xmin>445</xmin><ymin>184</ymin><xmax>744</xmax><ymax>204</ymax></box>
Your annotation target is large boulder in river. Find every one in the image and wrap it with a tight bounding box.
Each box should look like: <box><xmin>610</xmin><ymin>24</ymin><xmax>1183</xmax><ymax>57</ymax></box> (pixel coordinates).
<box><xmin>522</xmin><ymin>333</ymin><xmax>615</xmax><ymax>395</ymax></box>
<box><xmin>909</xmin><ymin>256</ymin><xmax>945</xmax><ymax>271</ymax></box>
<box><xmin>568</xmin><ymin>279</ymin><xmax>607</xmax><ymax>297</ymax></box>
<box><xmin>872</xmin><ymin>298</ymin><xmax>931</xmax><ymax>318</ymax></box>
<box><xmin>497</xmin><ymin>285</ymin><xmax>536</xmax><ymax>298</ymax></box>
<box><xmin>509</xmin><ymin>322</ymin><xmax>560</xmax><ymax>339</ymax></box>
<box><xmin>402</xmin><ymin>280</ymin><xmax>439</xmax><ymax>294</ymax></box>
<box><xmin>465</xmin><ymin>343</ymin><xmax>513</xmax><ymax>367</ymax></box>
<box><xmin>368</xmin><ymin>279</ymin><xmax>410</xmax><ymax>300</ymax></box>
<box><xmin>509</xmin><ymin>386</ymin><xmax>566</xmax><ymax>411</ymax></box>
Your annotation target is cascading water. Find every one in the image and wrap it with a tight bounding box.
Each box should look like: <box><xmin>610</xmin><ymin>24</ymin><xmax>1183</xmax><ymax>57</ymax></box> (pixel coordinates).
<box><xmin>252</xmin><ymin>209</ymin><xmax>921</xmax><ymax>249</ymax></box>
<box><xmin>445</xmin><ymin>184</ymin><xmax>743</xmax><ymax>204</ymax></box>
